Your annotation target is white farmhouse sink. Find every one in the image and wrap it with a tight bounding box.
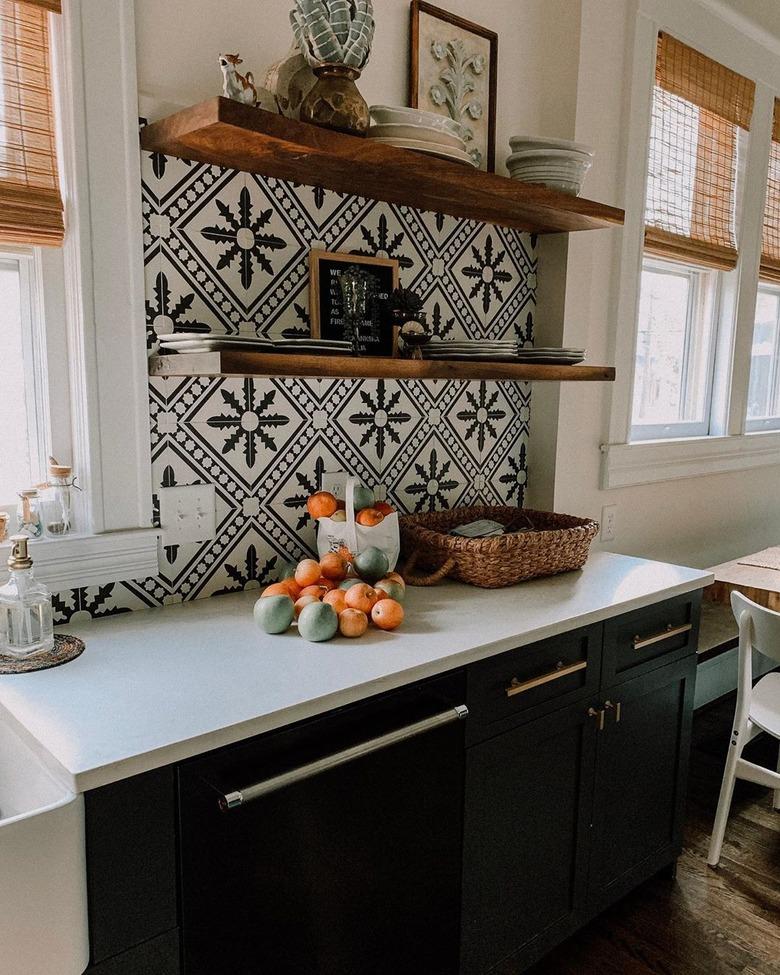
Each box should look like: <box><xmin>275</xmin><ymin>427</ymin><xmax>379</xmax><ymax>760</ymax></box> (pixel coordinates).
<box><xmin>0</xmin><ymin>716</ymin><xmax>89</xmax><ymax>975</ymax></box>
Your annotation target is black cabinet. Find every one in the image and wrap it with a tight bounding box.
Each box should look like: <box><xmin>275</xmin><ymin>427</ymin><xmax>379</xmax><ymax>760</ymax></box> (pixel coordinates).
<box><xmin>588</xmin><ymin>656</ymin><xmax>696</xmax><ymax>911</ymax></box>
<box><xmin>461</xmin><ymin>700</ymin><xmax>597</xmax><ymax>975</ymax></box>
<box><xmin>460</xmin><ymin>599</ymin><xmax>700</xmax><ymax>975</ymax></box>
<box><xmin>84</xmin><ymin>767</ymin><xmax>178</xmax><ymax>967</ymax></box>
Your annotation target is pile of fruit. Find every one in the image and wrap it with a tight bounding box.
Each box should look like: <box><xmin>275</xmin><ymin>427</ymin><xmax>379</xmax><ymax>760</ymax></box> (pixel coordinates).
<box><xmin>254</xmin><ymin>546</ymin><xmax>405</xmax><ymax>643</ymax></box>
<box><xmin>306</xmin><ymin>486</ymin><xmax>396</xmax><ymax>526</ymax></box>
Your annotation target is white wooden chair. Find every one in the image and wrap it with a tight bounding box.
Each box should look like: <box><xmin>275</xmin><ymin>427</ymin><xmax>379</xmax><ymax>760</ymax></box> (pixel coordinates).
<box><xmin>707</xmin><ymin>591</ymin><xmax>780</xmax><ymax>867</ymax></box>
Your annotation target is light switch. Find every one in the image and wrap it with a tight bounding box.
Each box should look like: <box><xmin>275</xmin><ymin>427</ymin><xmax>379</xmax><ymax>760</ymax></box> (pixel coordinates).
<box><xmin>158</xmin><ymin>484</ymin><xmax>216</xmax><ymax>545</ymax></box>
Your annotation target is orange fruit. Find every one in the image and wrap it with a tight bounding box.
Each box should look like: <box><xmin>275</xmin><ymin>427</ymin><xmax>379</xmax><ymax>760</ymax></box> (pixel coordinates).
<box><xmin>356</xmin><ymin>507</ymin><xmax>385</xmax><ymax>527</ymax></box>
<box><xmin>299</xmin><ymin>584</ymin><xmax>329</xmax><ymax>599</ymax></box>
<box><xmin>384</xmin><ymin>571</ymin><xmax>405</xmax><ymax>589</ymax></box>
<box><xmin>335</xmin><ymin>498</ymin><xmax>346</xmax><ymax>510</ymax></box>
<box><xmin>262</xmin><ymin>582</ymin><xmax>296</xmax><ymax>599</ymax></box>
<box><xmin>371</xmin><ymin>598</ymin><xmax>404</xmax><ymax>630</ymax></box>
<box><xmin>374</xmin><ymin>501</ymin><xmax>394</xmax><ymax>516</ymax></box>
<box><xmin>323</xmin><ymin>589</ymin><xmax>347</xmax><ymax>614</ymax></box>
<box><xmin>295</xmin><ymin>558</ymin><xmax>322</xmax><ymax>588</ymax></box>
<box><xmin>315</xmin><ymin>576</ymin><xmax>337</xmax><ymax>592</ymax></box>
<box><xmin>319</xmin><ymin>552</ymin><xmax>348</xmax><ymax>581</ymax></box>
<box><xmin>345</xmin><ymin>582</ymin><xmax>378</xmax><ymax>614</ymax></box>
<box><xmin>339</xmin><ymin>608</ymin><xmax>369</xmax><ymax>638</ymax></box>
<box><xmin>294</xmin><ymin>594</ymin><xmax>321</xmax><ymax>617</ymax></box>
<box><xmin>307</xmin><ymin>491</ymin><xmax>338</xmax><ymax>520</ymax></box>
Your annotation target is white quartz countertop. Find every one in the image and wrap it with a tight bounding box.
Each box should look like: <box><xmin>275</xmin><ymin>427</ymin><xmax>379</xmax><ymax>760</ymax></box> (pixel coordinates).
<box><xmin>0</xmin><ymin>552</ymin><xmax>712</xmax><ymax>793</ymax></box>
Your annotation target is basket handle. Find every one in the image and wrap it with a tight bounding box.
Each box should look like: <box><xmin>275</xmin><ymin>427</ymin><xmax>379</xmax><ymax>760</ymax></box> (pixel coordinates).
<box><xmin>402</xmin><ymin>548</ymin><xmax>456</xmax><ymax>586</ymax></box>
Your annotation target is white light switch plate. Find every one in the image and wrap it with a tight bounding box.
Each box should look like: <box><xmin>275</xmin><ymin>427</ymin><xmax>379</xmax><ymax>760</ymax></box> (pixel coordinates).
<box><xmin>158</xmin><ymin>485</ymin><xmax>216</xmax><ymax>545</ymax></box>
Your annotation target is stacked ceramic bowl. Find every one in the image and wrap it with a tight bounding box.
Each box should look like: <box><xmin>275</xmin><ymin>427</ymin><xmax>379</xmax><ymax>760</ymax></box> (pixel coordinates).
<box><xmin>506</xmin><ymin>136</ymin><xmax>594</xmax><ymax>196</ymax></box>
<box><xmin>368</xmin><ymin>105</ymin><xmax>477</xmax><ymax>167</ymax></box>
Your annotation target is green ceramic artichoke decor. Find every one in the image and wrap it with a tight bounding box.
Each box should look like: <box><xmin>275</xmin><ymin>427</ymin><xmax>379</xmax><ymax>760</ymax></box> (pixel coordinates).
<box><xmin>290</xmin><ymin>0</ymin><xmax>375</xmax><ymax>69</ymax></box>
<box><xmin>291</xmin><ymin>0</ymin><xmax>375</xmax><ymax>135</ymax></box>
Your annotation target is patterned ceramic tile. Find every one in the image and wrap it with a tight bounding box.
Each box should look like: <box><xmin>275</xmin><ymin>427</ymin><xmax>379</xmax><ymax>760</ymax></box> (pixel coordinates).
<box><xmin>50</xmin><ymin>142</ymin><xmax>537</xmax><ymax>622</ymax></box>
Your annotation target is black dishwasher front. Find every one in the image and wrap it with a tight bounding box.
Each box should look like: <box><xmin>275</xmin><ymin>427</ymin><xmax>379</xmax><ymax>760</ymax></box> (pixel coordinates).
<box><xmin>178</xmin><ymin>670</ymin><xmax>467</xmax><ymax>975</ymax></box>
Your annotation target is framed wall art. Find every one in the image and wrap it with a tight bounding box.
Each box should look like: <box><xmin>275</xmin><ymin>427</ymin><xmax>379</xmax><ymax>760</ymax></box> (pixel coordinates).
<box><xmin>409</xmin><ymin>1</ymin><xmax>498</xmax><ymax>172</ymax></box>
<box><xmin>309</xmin><ymin>250</ymin><xmax>400</xmax><ymax>357</ymax></box>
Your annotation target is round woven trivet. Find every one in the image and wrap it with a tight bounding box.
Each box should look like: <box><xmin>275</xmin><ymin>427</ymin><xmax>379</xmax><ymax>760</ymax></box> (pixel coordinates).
<box><xmin>0</xmin><ymin>634</ymin><xmax>85</xmax><ymax>674</ymax></box>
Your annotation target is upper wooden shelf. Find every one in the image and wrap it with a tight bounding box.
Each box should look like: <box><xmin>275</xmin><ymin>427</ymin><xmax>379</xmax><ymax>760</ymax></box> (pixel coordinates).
<box><xmin>140</xmin><ymin>98</ymin><xmax>625</xmax><ymax>235</ymax></box>
<box><xmin>149</xmin><ymin>352</ymin><xmax>615</xmax><ymax>383</ymax></box>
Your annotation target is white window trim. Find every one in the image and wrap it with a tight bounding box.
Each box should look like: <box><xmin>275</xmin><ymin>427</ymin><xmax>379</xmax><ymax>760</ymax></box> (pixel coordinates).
<box><xmin>0</xmin><ymin>0</ymin><xmax>159</xmax><ymax>591</ymax></box>
<box><xmin>603</xmin><ymin>430</ymin><xmax>780</xmax><ymax>488</ymax></box>
<box><xmin>603</xmin><ymin>0</ymin><xmax>780</xmax><ymax>489</ymax></box>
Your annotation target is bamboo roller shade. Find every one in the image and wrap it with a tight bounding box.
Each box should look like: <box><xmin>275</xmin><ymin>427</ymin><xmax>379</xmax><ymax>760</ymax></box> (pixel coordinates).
<box><xmin>645</xmin><ymin>32</ymin><xmax>755</xmax><ymax>271</ymax></box>
<box><xmin>760</xmin><ymin>100</ymin><xmax>780</xmax><ymax>284</ymax></box>
<box><xmin>0</xmin><ymin>0</ymin><xmax>63</xmax><ymax>246</ymax></box>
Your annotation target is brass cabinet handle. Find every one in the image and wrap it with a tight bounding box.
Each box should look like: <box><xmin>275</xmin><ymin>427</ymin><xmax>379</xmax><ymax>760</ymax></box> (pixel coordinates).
<box><xmin>633</xmin><ymin>622</ymin><xmax>692</xmax><ymax>651</ymax></box>
<box><xmin>587</xmin><ymin>706</ymin><xmax>605</xmax><ymax>731</ymax></box>
<box><xmin>506</xmin><ymin>659</ymin><xmax>587</xmax><ymax>698</ymax></box>
<box><xmin>605</xmin><ymin>700</ymin><xmax>622</xmax><ymax>723</ymax></box>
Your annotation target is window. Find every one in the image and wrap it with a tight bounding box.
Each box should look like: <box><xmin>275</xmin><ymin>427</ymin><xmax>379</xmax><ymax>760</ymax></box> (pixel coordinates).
<box><xmin>632</xmin><ymin>257</ymin><xmax>718</xmax><ymax>439</ymax></box>
<box><xmin>746</xmin><ymin>100</ymin><xmax>780</xmax><ymax>431</ymax></box>
<box><xmin>0</xmin><ymin>250</ymin><xmax>48</xmax><ymax>504</ymax></box>
<box><xmin>0</xmin><ymin>0</ymin><xmax>62</xmax><ymax>513</ymax></box>
<box><xmin>630</xmin><ymin>33</ymin><xmax>755</xmax><ymax>441</ymax></box>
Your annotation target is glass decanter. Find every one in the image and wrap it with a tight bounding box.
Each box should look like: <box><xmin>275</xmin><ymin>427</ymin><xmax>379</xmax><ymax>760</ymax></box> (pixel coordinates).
<box><xmin>0</xmin><ymin>535</ymin><xmax>54</xmax><ymax>658</ymax></box>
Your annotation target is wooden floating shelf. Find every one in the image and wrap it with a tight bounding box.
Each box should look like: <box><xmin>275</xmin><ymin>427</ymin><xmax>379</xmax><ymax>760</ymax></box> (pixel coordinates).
<box><xmin>140</xmin><ymin>98</ymin><xmax>625</xmax><ymax>235</ymax></box>
<box><xmin>149</xmin><ymin>352</ymin><xmax>616</xmax><ymax>383</ymax></box>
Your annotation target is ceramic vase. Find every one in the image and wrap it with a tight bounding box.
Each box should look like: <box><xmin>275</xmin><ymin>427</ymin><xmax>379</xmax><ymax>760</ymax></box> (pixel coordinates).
<box><xmin>300</xmin><ymin>63</ymin><xmax>369</xmax><ymax>136</ymax></box>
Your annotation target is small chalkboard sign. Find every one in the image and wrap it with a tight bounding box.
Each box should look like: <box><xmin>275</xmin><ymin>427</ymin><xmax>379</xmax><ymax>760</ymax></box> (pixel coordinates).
<box><xmin>309</xmin><ymin>250</ymin><xmax>400</xmax><ymax>357</ymax></box>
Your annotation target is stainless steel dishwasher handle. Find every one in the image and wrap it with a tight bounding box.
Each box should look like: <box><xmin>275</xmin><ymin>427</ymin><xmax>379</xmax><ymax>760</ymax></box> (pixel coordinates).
<box><xmin>219</xmin><ymin>703</ymin><xmax>469</xmax><ymax>811</ymax></box>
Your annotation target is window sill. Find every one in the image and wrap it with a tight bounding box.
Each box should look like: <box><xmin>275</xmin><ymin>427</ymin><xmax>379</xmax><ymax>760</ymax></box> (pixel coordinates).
<box><xmin>601</xmin><ymin>431</ymin><xmax>780</xmax><ymax>488</ymax></box>
<box><xmin>0</xmin><ymin>528</ymin><xmax>159</xmax><ymax>591</ymax></box>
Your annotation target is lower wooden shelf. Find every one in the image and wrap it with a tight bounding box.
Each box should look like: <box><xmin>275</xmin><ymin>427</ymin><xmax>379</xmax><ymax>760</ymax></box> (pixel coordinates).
<box><xmin>149</xmin><ymin>352</ymin><xmax>616</xmax><ymax>382</ymax></box>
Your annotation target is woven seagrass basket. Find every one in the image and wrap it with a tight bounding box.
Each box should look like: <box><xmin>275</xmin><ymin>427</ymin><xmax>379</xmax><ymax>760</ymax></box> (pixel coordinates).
<box><xmin>399</xmin><ymin>506</ymin><xmax>599</xmax><ymax>588</ymax></box>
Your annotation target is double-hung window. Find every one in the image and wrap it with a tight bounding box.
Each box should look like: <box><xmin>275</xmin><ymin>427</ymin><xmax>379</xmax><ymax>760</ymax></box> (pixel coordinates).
<box><xmin>0</xmin><ymin>0</ymin><xmax>65</xmax><ymax>516</ymax></box>
<box><xmin>630</xmin><ymin>32</ymin><xmax>755</xmax><ymax>442</ymax></box>
<box><xmin>747</xmin><ymin>100</ymin><xmax>780</xmax><ymax>431</ymax></box>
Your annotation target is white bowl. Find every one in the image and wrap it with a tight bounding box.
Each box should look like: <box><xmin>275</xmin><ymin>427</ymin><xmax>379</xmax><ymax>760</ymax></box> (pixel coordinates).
<box><xmin>509</xmin><ymin>134</ymin><xmax>594</xmax><ymax>156</ymax></box>
<box><xmin>507</xmin><ymin>147</ymin><xmax>594</xmax><ymax>164</ymax></box>
<box><xmin>368</xmin><ymin>122</ymin><xmax>466</xmax><ymax>150</ymax></box>
<box><xmin>369</xmin><ymin>104</ymin><xmax>465</xmax><ymax>139</ymax></box>
<box><xmin>507</xmin><ymin>172</ymin><xmax>584</xmax><ymax>196</ymax></box>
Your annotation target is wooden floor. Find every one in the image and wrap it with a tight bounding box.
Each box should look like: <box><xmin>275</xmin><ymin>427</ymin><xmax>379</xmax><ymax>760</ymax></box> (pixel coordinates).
<box><xmin>527</xmin><ymin>694</ymin><xmax>780</xmax><ymax>975</ymax></box>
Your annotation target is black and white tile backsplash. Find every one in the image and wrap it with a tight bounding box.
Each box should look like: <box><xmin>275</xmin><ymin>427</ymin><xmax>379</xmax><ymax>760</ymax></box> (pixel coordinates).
<box><xmin>51</xmin><ymin>142</ymin><xmax>536</xmax><ymax>622</ymax></box>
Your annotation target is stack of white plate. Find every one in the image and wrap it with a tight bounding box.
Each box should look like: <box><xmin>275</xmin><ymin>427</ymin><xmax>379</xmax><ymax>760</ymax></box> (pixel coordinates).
<box><xmin>422</xmin><ymin>340</ymin><xmax>519</xmax><ymax>362</ymax></box>
<box><xmin>368</xmin><ymin>105</ymin><xmax>477</xmax><ymax>167</ymax></box>
<box><xmin>506</xmin><ymin>136</ymin><xmax>594</xmax><ymax>196</ymax></box>
<box><xmin>159</xmin><ymin>332</ymin><xmax>352</xmax><ymax>355</ymax></box>
<box><xmin>515</xmin><ymin>347</ymin><xmax>586</xmax><ymax>365</ymax></box>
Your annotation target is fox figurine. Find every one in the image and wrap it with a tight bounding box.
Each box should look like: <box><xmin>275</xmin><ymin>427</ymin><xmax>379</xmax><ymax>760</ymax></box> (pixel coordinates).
<box><xmin>219</xmin><ymin>53</ymin><xmax>258</xmax><ymax>107</ymax></box>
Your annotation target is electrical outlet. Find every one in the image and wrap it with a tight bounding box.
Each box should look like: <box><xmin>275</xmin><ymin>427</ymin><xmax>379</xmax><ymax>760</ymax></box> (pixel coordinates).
<box><xmin>320</xmin><ymin>471</ymin><xmax>346</xmax><ymax>499</ymax></box>
<box><xmin>600</xmin><ymin>504</ymin><xmax>617</xmax><ymax>542</ymax></box>
<box><xmin>158</xmin><ymin>484</ymin><xmax>216</xmax><ymax>545</ymax></box>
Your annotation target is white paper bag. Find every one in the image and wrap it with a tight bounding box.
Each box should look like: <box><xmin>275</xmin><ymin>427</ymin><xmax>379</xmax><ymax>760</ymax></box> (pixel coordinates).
<box><xmin>316</xmin><ymin>477</ymin><xmax>400</xmax><ymax>571</ymax></box>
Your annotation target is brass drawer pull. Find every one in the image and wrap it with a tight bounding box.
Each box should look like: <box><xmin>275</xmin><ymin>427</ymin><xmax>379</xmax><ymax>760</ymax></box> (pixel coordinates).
<box><xmin>506</xmin><ymin>659</ymin><xmax>587</xmax><ymax>698</ymax></box>
<box><xmin>633</xmin><ymin>622</ymin><xmax>692</xmax><ymax>651</ymax></box>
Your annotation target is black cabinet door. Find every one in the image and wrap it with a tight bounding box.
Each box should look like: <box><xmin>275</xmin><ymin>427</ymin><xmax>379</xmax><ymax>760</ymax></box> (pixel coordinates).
<box><xmin>587</xmin><ymin>655</ymin><xmax>696</xmax><ymax>912</ymax></box>
<box><xmin>460</xmin><ymin>699</ymin><xmax>598</xmax><ymax>975</ymax></box>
